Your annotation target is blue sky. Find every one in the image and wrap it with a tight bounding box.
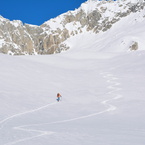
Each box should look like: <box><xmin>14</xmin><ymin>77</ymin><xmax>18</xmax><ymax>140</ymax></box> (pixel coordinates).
<box><xmin>0</xmin><ymin>0</ymin><xmax>86</xmax><ymax>25</ymax></box>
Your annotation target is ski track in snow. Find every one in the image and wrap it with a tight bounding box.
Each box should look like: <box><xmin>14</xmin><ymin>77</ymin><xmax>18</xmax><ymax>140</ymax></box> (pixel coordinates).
<box><xmin>0</xmin><ymin>102</ymin><xmax>57</xmax><ymax>127</ymax></box>
<box><xmin>0</xmin><ymin>102</ymin><xmax>57</xmax><ymax>145</ymax></box>
<box><xmin>1</xmin><ymin>72</ymin><xmax>122</xmax><ymax>145</ymax></box>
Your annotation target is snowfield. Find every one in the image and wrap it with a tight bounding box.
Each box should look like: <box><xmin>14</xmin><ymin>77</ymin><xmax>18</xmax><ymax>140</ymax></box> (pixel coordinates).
<box><xmin>1</xmin><ymin>7</ymin><xmax>145</xmax><ymax>145</ymax></box>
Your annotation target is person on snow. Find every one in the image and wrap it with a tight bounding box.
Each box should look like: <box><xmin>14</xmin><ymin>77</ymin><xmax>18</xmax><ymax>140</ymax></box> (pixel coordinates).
<box><xmin>56</xmin><ymin>93</ymin><xmax>62</xmax><ymax>102</ymax></box>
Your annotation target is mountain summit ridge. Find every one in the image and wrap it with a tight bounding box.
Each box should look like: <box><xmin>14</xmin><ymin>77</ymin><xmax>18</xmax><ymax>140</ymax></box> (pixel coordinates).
<box><xmin>0</xmin><ymin>0</ymin><xmax>145</xmax><ymax>55</ymax></box>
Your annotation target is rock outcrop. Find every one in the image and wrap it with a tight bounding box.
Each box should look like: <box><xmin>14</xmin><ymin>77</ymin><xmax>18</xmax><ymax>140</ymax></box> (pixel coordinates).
<box><xmin>130</xmin><ymin>41</ymin><xmax>138</xmax><ymax>51</ymax></box>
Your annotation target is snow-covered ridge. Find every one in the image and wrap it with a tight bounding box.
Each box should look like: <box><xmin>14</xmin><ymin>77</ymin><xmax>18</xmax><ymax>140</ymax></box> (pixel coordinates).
<box><xmin>0</xmin><ymin>0</ymin><xmax>145</xmax><ymax>55</ymax></box>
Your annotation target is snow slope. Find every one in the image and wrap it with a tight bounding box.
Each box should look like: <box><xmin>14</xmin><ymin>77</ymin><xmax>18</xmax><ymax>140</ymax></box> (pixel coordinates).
<box><xmin>0</xmin><ymin>5</ymin><xmax>145</xmax><ymax>145</ymax></box>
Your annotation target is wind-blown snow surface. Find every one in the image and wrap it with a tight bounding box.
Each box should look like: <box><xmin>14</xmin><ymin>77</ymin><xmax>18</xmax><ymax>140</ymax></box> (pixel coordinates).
<box><xmin>1</xmin><ymin>9</ymin><xmax>145</xmax><ymax>145</ymax></box>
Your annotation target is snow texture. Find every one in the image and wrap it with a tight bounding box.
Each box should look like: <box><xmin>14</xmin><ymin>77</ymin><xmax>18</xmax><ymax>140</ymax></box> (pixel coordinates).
<box><xmin>0</xmin><ymin>1</ymin><xmax>145</xmax><ymax>145</ymax></box>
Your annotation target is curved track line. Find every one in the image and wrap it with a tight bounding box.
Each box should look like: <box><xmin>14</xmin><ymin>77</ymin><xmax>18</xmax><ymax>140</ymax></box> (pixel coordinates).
<box><xmin>1</xmin><ymin>102</ymin><xmax>57</xmax><ymax>145</ymax></box>
<box><xmin>2</xmin><ymin>72</ymin><xmax>122</xmax><ymax>145</ymax></box>
<box><xmin>12</xmin><ymin>71</ymin><xmax>122</xmax><ymax>130</ymax></box>
<box><xmin>0</xmin><ymin>102</ymin><xmax>57</xmax><ymax>129</ymax></box>
<box><xmin>4</xmin><ymin>127</ymin><xmax>54</xmax><ymax>145</ymax></box>
<box><xmin>16</xmin><ymin>107</ymin><xmax>108</xmax><ymax>128</ymax></box>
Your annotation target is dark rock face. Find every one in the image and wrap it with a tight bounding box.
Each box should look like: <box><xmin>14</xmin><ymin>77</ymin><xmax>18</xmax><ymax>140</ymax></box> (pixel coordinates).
<box><xmin>130</xmin><ymin>42</ymin><xmax>138</xmax><ymax>51</ymax></box>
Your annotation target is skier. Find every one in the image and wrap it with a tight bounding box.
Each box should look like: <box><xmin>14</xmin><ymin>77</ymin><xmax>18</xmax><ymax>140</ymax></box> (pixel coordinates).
<box><xmin>56</xmin><ymin>93</ymin><xmax>62</xmax><ymax>102</ymax></box>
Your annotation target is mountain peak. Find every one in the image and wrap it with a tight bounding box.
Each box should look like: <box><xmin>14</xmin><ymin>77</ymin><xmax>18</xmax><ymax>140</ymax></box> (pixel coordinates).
<box><xmin>0</xmin><ymin>0</ymin><xmax>145</xmax><ymax>55</ymax></box>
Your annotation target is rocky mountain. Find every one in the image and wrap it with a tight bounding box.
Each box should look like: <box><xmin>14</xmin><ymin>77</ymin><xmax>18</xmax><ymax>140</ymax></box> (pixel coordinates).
<box><xmin>0</xmin><ymin>0</ymin><xmax>145</xmax><ymax>55</ymax></box>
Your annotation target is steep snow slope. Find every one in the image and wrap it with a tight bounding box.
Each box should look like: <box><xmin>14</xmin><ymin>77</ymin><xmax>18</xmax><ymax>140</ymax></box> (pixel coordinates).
<box><xmin>63</xmin><ymin>6</ymin><xmax>145</xmax><ymax>53</ymax></box>
<box><xmin>0</xmin><ymin>4</ymin><xmax>145</xmax><ymax>145</ymax></box>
